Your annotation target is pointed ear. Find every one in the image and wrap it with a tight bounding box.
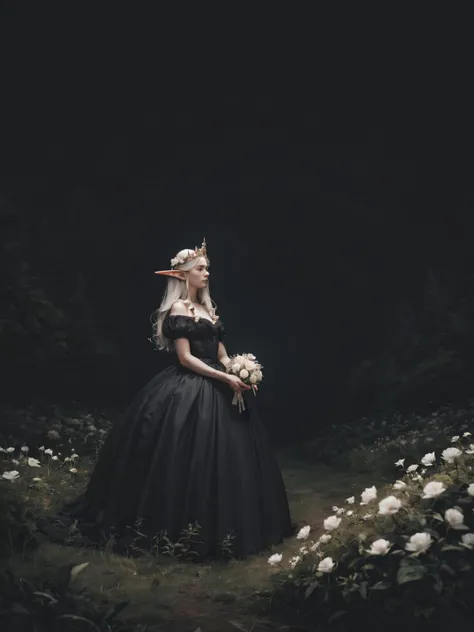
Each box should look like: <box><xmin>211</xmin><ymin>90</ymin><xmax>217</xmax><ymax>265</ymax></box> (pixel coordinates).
<box><xmin>154</xmin><ymin>269</ymin><xmax>187</xmax><ymax>280</ymax></box>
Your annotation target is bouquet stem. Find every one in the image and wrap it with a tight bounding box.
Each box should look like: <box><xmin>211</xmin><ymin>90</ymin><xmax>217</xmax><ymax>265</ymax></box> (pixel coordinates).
<box><xmin>232</xmin><ymin>392</ymin><xmax>246</xmax><ymax>412</ymax></box>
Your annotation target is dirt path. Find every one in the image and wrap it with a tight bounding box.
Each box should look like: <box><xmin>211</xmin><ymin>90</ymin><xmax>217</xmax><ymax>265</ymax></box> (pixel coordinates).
<box><xmin>10</xmin><ymin>451</ymin><xmax>378</xmax><ymax>631</ymax></box>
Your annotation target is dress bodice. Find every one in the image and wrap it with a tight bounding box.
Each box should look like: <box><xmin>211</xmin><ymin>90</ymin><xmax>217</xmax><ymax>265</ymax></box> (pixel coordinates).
<box><xmin>162</xmin><ymin>314</ymin><xmax>226</xmax><ymax>363</ymax></box>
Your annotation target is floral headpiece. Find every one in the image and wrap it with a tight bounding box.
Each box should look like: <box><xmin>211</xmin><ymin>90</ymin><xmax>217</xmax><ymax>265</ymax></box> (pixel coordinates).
<box><xmin>154</xmin><ymin>238</ymin><xmax>207</xmax><ymax>278</ymax></box>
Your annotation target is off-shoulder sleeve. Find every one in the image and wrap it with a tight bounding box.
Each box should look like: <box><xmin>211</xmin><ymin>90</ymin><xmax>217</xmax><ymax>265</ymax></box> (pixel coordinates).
<box><xmin>216</xmin><ymin>319</ymin><xmax>226</xmax><ymax>341</ymax></box>
<box><xmin>162</xmin><ymin>315</ymin><xmax>194</xmax><ymax>340</ymax></box>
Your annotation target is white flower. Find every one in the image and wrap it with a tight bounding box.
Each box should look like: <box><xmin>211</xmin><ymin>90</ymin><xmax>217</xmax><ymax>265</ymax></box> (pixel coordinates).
<box><xmin>466</xmin><ymin>444</ymin><xmax>474</xmax><ymax>455</ymax></box>
<box><xmin>405</xmin><ymin>532</ymin><xmax>433</xmax><ymax>555</ymax></box>
<box><xmin>32</xmin><ymin>477</ymin><xmax>42</xmax><ymax>482</ymax></box>
<box><xmin>393</xmin><ymin>480</ymin><xmax>407</xmax><ymax>490</ymax></box>
<box><xmin>255</xmin><ymin>371</ymin><xmax>263</xmax><ymax>382</ymax></box>
<box><xmin>461</xmin><ymin>533</ymin><xmax>474</xmax><ymax>548</ymax></box>
<box><xmin>407</xmin><ymin>464</ymin><xmax>419</xmax><ymax>473</ymax></box>
<box><xmin>467</xmin><ymin>484</ymin><xmax>474</xmax><ymax>496</ymax></box>
<box><xmin>317</xmin><ymin>557</ymin><xmax>335</xmax><ymax>573</ymax></box>
<box><xmin>6</xmin><ymin>447</ymin><xmax>15</xmax><ymax>453</ymax></box>
<box><xmin>0</xmin><ymin>447</ymin><xmax>6</xmax><ymax>453</ymax></box>
<box><xmin>2</xmin><ymin>470</ymin><xmax>20</xmax><ymax>481</ymax></box>
<box><xmin>247</xmin><ymin>353</ymin><xmax>256</xmax><ymax>360</ymax></box>
<box><xmin>360</xmin><ymin>486</ymin><xmax>377</xmax><ymax>505</ymax></box>
<box><xmin>367</xmin><ymin>538</ymin><xmax>391</xmax><ymax>555</ymax></box>
<box><xmin>395</xmin><ymin>458</ymin><xmax>405</xmax><ymax>467</ymax></box>
<box><xmin>362</xmin><ymin>513</ymin><xmax>373</xmax><ymax>520</ymax></box>
<box><xmin>239</xmin><ymin>369</ymin><xmax>249</xmax><ymax>379</ymax></box>
<box><xmin>463</xmin><ymin>432</ymin><xmax>471</xmax><ymax>437</ymax></box>
<box><xmin>27</xmin><ymin>458</ymin><xmax>41</xmax><ymax>468</ymax></box>
<box><xmin>441</xmin><ymin>447</ymin><xmax>462</xmax><ymax>463</ymax></box>
<box><xmin>249</xmin><ymin>373</ymin><xmax>258</xmax><ymax>384</ymax></box>
<box><xmin>21</xmin><ymin>446</ymin><xmax>29</xmax><ymax>454</ymax></box>
<box><xmin>323</xmin><ymin>515</ymin><xmax>342</xmax><ymax>531</ymax></box>
<box><xmin>231</xmin><ymin>363</ymin><xmax>241</xmax><ymax>373</ymax></box>
<box><xmin>421</xmin><ymin>452</ymin><xmax>436</xmax><ymax>467</ymax></box>
<box><xmin>11</xmin><ymin>459</ymin><xmax>19</xmax><ymax>465</ymax></box>
<box><xmin>346</xmin><ymin>496</ymin><xmax>355</xmax><ymax>504</ymax></box>
<box><xmin>422</xmin><ymin>481</ymin><xmax>446</xmax><ymax>499</ymax></box>
<box><xmin>71</xmin><ymin>453</ymin><xmax>79</xmax><ymax>460</ymax></box>
<box><xmin>346</xmin><ymin>510</ymin><xmax>354</xmax><ymax>516</ymax></box>
<box><xmin>378</xmin><ymin>495</ymin><xmax>402</xmax><ymax>515</ymax></box>
<box><xmin>244</xmin><ymin>360</ymin><xmax>256</xmax><ymax>371</ymax></box>
<box><xmin>451</xmin><ymin>435</ymin><xmax>460</xmax><ymax>442</ymax></box>
<box><xmin>69</xmin><ymin>467</ymin><xmax>78</xmax><ymax>474</ymax></box>
<box><xmin>38</xmin><ymin>446</ymin><xmax>45</xmax><ymax>451</ymax></box>
<box><xmin>44</xmin><ymin>449</ymin><xmax>53</xmax><ymax>456</ymax></box>
<box><xmin>319</xmin><ymin>534</ymin><xmax>332</xmax><ymax>543</ymax></box>
<box><xmin>52</xmin><ymin>456</ymin><xmax>59</xmax><ymax>461</ymax></box>
<box><xmin>296</xmin><ymin>525</ymin><xmax>311</xmax><ymax>540</ymax></box>
<box><xmin>289</xmin><ymin>555</ymin><xmax>301</xmax><ymax>569</ymax></box>
<box><xmin>267</xmin><ymin>553</ymin><xmax>283</xmax><ymax>566</ymax></box>
<box><xmin>445</xmin><ymin>508</ymin><xmax>466</xmax><ymax>530</ymax></box>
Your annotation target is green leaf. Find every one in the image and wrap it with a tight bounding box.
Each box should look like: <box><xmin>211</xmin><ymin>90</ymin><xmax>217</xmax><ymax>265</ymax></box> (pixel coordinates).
<box><xmin>70</xmin><ymin>561</ymin><xmax>90</xmax><ymax>582</ymax></box>
<box><xmin>304</xmin><ymin>581</ymin><xmax>319</xmax><ymax>600</ymax></box>
<box><xmin>440</xmin><ymin>544</ymin><xmax>463</xmax><ymax>552</ymax></box>
<box><xmin>397</xmin><ymin>564</ymin><xmax>428</xmax><ymax>585</ymax></box>
<box><xmin>371</xmin><ymin>581</ymin><xmax>391</xmax><ymax>590</ymax></box>
<box><xmin>359</xmin><ymin>581</ymin><xmax>368</xmax><ymax>599</ymax></box>
<box><xmin>432</xmin><ymin>512</ymin><xmax>444</xmax><ymax>522</ymax></box>
<box><xmin>328</xmin><ymin>611</ymin><xmax>347</xmax><ymax>624</ymax></box>
<box><xmin>440</xmin><ymin>562</ymin><xmax>456</xmax><ymax>576</ymax></box>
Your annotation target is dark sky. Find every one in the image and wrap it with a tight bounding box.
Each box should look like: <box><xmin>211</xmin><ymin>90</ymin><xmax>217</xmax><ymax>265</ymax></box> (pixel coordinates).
<box><xmin>2</xmin><ymin>85</ymin><xmax>473</xmax><ymax>440</ymax></box>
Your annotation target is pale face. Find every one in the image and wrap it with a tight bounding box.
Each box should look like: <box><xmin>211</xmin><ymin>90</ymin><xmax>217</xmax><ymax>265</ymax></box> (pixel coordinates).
<box><xmin>187</xmin><ymin>256</ymin><xmax>209</xmax><ymax>290</ymax></box>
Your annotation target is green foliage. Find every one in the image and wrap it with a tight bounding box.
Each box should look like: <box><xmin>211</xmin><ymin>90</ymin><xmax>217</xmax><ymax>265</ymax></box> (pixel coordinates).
<box><xmin>0</xmin><ymin>564</ymin><xmax>142</xmax><ymax>631</ymax></box>
<box><xmin>264</xmin><ymin>425</ymin><xmax>474</xmax><ymax>631</ymax></box>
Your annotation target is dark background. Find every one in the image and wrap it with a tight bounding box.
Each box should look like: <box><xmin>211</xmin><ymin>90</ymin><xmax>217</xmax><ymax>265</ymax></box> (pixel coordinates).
<box><xmin>1</xmin><ymin>27</ymin><xmax>474</xmax><ymax>444</ymax></box>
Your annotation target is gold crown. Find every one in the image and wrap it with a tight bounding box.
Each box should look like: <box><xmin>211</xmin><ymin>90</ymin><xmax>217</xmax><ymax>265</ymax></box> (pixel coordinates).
<box><xmin>170</xmin><ymin>238</ymin><xmax>207</xmax><ymax>269</ymax></box>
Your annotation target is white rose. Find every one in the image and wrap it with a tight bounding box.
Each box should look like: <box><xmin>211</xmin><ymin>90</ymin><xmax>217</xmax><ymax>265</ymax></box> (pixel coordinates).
<box><xmin>231</xmin><ymin>363</ymin><xmax>241</xmax><ymax>373</ymax></box>
<box><xmin>442</xmin><ymin>447</ymin><xmax>462</xmax><ymax>463</ymax></box>
<box><xmin>255</xmin><ymin>371</ymin><xmax>263</xmax><ymax>382</ymax></box>
<box><xmin>360</xmin><ymin>485</ymin><xmax>377</xmax><ymax>505</ymax></box>
<box><xmin>393</xmin><ymin>480</ymin><xmax>407</xmax><ymax>490</ymax></box>
<box><xmin>296</xmin><ymin>525</ymin><xmax>311</xmax><ymax>540</ymax></box>
<box><xmin>378</xmin><ymin>495</ymin><xmax>402</xmax><ymax>515</ymax></box>
<box><xmin>421</xmin><ymin>452</ymin><xmax>436</xmax><ymax>467</ymax></box>
<box><xmin>6</xmin><ymin>447</ymin><xmax>15</xmax><ymax>453</ymax></box>
<box><xmin>244</xmin><ymin>360</ymin><xmax>256</xmax><ymax>371</ymax></box>
<box><xmin>422</xmin><ymin>481</ymin><xmax>446</xmax><ymax>499</ymax></box>
<box><xmin>451</xmin><ymin>435</ymin><xmax>460</xmax><ymax>442</ymax></box>
<box><xmin>267</xmin><ymin>553</ymin><xmax>283</xmax><ymax>566</ymax></box>
<box><xmin>346</xmin><ymin>496</ymin><xmax>355</xmax><ymax>504</ymax></box>
<box><xmin>405</xmin><ymin>532</ymin><xmax>433</xmax><ymax>555</ymax></box>
<box><xmin>239</xmin><ymin>369</ymin><xmax>249</xmax><ymax>379</ymax></box>
<box><xmin>445</xmin><ymin>508</ymin><xmax>467</xmax><ymax>530</ymax></box>
<box><xmin>467</xmin><ymin>484</ymin><xmax>474</xmax><ymax>496</ymax></box>
<box><xmin>44</xmin><ymin>449</ymin><xmax>53</xmax><ymax>456</ymax></box>
<box><xmin>2</xmin><ymin>470</ymin><xmax>20</xmax><ymax>481</ymax></box>
<box><xmin>289</xmin><ymin>555</ymin><xmax>301</xmax><ymax>569</ymax></box>
<box><xmin>249</xmin><ymin>373</ymin><xmax>258</xmax><ymax>384</ymax></box>
<box><xmin>463</xmin><ymin>432</ymin><xmax>471</xmax><ymax>437</ymax></box>
<box><xmin>27</xmin><ymin>458</ymin><xmax>41</xmax><ymax>468</ymax></box>
<box><xmin>406</xmin><ymin>464</ymin><xmax>418</xmax><ymax>473</ymax></box>
<box><xmin>319</xmin><ymin>534</ymin><xmax>332</xmax><ymax>544</ymax></box>
<box><xmin>367</xmin><ymin>538</ymin><xmax>391</xmax><ymax>555</ymax></box>
<box><xmin>21</xmin><ymin>446</ymin><xmax>29</xmax><ymax>454</ymax></box>
<box><xmin>234</xmin><ymin>355</ymin><xmax>245</xmax><ymax>365</ymax></box>
<box><xmin>323</xmin><ymin>515</ymin><xmax>341</xmax><ymax>531</ymax></box>
<box><xmin>461</xmin><ymin>533</ymin><xmax>474</xmax><ymax>548</ymax></box>
<box><xmin>317</xmin><ymin>557</ymin><xmax>335</xmax><ymax>573</ymax></box>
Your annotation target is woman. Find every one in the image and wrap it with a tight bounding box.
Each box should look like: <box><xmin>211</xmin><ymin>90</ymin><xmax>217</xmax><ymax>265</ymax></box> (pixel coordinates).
<box><xmin>42</xmin><ymin>240</ymin><xmax>294</xmax><ymax>560</ymax></box>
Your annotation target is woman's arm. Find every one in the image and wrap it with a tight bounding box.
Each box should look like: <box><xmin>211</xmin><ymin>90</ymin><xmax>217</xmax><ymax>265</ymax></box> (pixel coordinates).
<box><xmin>217</xmin><ymin>341</ymin><xmax>231</xmax><ymax>368</ymax></box>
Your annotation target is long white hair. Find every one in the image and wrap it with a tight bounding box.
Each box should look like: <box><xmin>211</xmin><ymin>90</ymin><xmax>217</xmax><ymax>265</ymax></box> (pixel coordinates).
<box><xmin>150</xmin><ymin>249</ymin><xmax>218</xmax><ymax>351</ymax></box>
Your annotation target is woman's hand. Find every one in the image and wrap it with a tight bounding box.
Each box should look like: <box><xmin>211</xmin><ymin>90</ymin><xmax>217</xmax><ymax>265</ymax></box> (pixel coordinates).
<box><xmin>225</xmin><ymin>374</ymin><xmax>252</xmax><ymax>394</ymax></box>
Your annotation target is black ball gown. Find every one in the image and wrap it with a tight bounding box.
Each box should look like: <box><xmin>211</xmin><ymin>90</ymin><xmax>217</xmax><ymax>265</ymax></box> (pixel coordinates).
<box><xmin>40</xmin><ymin>314</ymin><xmax>293</xmax><ymax>559</ymax></box>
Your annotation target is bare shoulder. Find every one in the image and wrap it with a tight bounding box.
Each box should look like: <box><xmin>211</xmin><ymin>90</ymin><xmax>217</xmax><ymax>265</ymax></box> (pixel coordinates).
<box><xmin>170</xmin><ymin>300</ymin><xmax>190</xmax><ymax>316</ymax></box>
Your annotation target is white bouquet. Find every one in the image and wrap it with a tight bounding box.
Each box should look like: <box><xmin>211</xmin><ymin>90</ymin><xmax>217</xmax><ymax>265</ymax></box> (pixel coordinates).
<box><xmin>226</xmin><ymin>353</ymin><xmax>263</xmax><ymax>412</ymax></box>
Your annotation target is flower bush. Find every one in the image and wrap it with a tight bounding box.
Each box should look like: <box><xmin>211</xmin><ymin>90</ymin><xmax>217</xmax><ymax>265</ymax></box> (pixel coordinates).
<box><xmin>264</xmin><ymin>431</ymin><xmax>474</xmax><ymax>630</ymax></box>
<box><xmin>297</xmin><ymin>400</ymin><xmax>474</xmax><ymax>477</ymax></box>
